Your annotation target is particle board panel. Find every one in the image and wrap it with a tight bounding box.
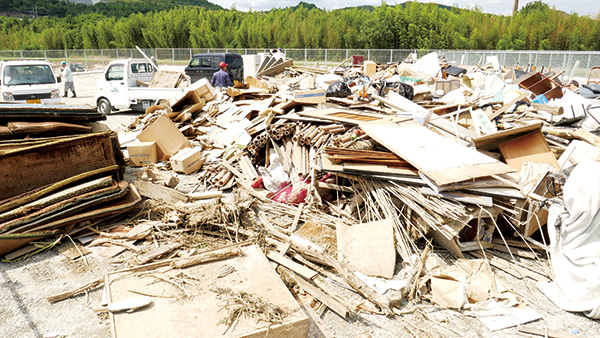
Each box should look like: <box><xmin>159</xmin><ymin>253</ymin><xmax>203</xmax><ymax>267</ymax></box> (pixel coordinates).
<box><xmin>472</xmin><ymin>122</ymin><xmax>543</xmax><ymax>151</ymax></box>
<box><xmin>360</xmin><ymin>121</ymin><xmax>515</xmax><ymax>187</ymax></box>
<box><xmin>499</xmin><ymin>131</ymin><xmax>560</xmax><ymax>170</ymax></box>
<box><xmin>107</xmin><ymin>244</ymin><xmax>308</xmax><ymax>338</ymax></box>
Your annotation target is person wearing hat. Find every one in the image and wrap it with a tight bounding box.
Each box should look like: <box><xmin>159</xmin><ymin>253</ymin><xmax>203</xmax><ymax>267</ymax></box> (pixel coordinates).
<box><xmin>58</xmin><ymin>61</ymin><xmax>76</xmax><ymax>98</ymax></box>
<box><xmin>210</xmin><ymin>61</ymin><xmax>233</xmax><ymax>88</ymax></box>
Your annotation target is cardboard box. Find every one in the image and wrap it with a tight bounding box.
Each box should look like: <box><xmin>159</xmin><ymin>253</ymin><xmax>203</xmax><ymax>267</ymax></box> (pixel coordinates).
<box><xmin>127</xmin><ymin>141</ymin><xmax>157</xmax><ymax>166</ymax></box>
<box><xmin>293</xmin><ymin>89</ymin><xmax>326</xmax><ymax>104</ymax></box>
<box><xmin>188</xmin><ymin>78</ymin><xmax>215</xmax><ymax>102</ymax></box>
<box><xmin>170</xmin><ymin>147</ymin><xmax>203</xmax><ymax>174</ymax></box>
<box><xmin>364</xmin><ymin>60</ymin><xmax>377</xmax><ymax>76</ymax></box>
<box><xmin>137</xmin><ymin>115</ymin><xmax>190</xmax><ymax>161</ymax></box>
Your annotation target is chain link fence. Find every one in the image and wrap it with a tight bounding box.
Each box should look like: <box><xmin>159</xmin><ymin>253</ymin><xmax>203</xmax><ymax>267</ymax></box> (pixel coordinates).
<box><xmin>2</xmin><ymin>48</ymin><xmax>599</xmax><ymax>80</ymax></box>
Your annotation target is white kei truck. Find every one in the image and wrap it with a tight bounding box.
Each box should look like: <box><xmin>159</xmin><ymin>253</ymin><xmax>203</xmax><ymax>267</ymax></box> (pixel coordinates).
<box><xmin>95</xmin><ymin>59</ymin><xmax>186</xmax><ymax>114</ymax></box>
<box><xmin>0</xmin><ymin>60</ymin><xmax>62</xmax><ymax>104</ymax></box>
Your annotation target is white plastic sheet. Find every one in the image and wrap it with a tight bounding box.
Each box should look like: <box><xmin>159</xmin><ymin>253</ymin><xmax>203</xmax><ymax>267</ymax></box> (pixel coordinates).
<box><xmin>539</xmin><ymin>160</ymin><xmax>600</xmax><ymax>318</ymax></box>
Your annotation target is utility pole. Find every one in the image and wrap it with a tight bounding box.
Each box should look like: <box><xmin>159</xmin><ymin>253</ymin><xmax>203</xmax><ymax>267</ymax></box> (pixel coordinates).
<box><xmin>512</xmin><ymin>0</ymin><xmax>518</xmax><ymax>16</ymax></box>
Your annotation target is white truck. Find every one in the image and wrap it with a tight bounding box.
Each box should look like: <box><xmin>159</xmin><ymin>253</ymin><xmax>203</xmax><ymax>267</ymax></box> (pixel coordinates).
<box><xmin>95</xmin><ymin>59</ymin><xmax>186</xmax><ymax>114</ymax></box>
<box><xmin>0</xmin><ymin>60</ymin><xmax>62</xmax><ymax>104</ymax></box>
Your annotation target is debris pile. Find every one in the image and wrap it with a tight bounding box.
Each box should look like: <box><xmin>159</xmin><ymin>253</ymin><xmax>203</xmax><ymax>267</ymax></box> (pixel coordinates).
<box><xmin>5</xmin><ymin>51</ymin><xmax>600</xmax><ymax>337</ymax></box>
<box><xmin>0</xmin><ymin>104</ymin><xmax>140</xmax><ymax>259</ymax></box>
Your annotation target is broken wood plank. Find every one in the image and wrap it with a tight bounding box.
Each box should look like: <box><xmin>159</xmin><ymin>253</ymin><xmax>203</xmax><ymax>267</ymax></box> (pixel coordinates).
<box><xmin>279</xmin><ymin>266</ymin><xmax>349</xmax><ymax>318</ymax></box>
<box><xmin>133</xmin><ymin>180</ymin><xmax>187</xmax><ymax>205</ymax></box>
<box><xmin>136</xmin><ymin>242</ymin><xmax>182</xmax><ymax>265</ymax></box>
<box><xmin>267</xmin><ymin>251</ymin><xmax>318</xmax><ymax>280</ymax></box>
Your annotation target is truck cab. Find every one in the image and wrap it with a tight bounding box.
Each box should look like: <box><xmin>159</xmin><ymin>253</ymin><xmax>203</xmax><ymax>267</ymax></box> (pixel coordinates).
<box><xmin>0</xmin><ymin>60</ymin><xmax>61</xmax><ymax>104</ymax></box>
<box><xmin>96</xmin><ymin>59</ymin><xmax>166</xmax><ymax>114</ymax></box>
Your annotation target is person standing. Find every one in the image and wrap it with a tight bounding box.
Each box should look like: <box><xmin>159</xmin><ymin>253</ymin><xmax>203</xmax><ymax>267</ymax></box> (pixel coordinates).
<box><xmin>58</xmin><ymin>61</ymin><xmax>76</xmax><ymax>98</ymax></box>
<box><xmin>210</xmin><ymin>61</ymin><xmax>233</xmax><ymax>88</ymax></box>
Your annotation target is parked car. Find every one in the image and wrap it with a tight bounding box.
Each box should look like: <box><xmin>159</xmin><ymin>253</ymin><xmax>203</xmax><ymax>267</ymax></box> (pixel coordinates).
<box><xmin>70</xmin><ymin>63</ymin><xmax>85</xmax><ymax>72</ymax></box>
<box><xmin>184</xmin><ymin>53</ymin><xmax>243</xmax><ymax>84</ymax></box>
<box><xmin>0</xmin><ymin>60</ymin><xmax>61</xmax><ymax>104</ymax></box>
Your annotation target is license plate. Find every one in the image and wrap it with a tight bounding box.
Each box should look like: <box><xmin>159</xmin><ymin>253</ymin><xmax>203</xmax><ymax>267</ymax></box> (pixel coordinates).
<box><xmin>142</xmin><ymin>100</ymin><xmax>152</xmax><ymax>109</ymax></box>
<box><xmin>27</xmin><ymin>99</ymin><xmax>41</xmax><ymax>104</ymax></box>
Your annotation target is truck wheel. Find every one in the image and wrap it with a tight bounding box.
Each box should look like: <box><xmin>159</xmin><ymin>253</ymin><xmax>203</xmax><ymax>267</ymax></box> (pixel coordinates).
<box><xmin>97</xmin><ymin>98</ymin><xmax>112</xmax><ymax>115</ymax></box>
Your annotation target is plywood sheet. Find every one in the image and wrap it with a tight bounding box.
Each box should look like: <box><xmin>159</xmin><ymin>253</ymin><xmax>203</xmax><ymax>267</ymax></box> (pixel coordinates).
<box><xmin>360</xmin><ymin>121</ymin><xmax>514</xmax><ymax>187</ymax></box>
<box><xmin>336</xmin><ymin>220</ymin><xmax>395</xmax><ymax>279</ymax></box>
<box><xmin>108</xmin><ymin>245</ymin><xmax>308</xmax><ymax>338</ymax></box>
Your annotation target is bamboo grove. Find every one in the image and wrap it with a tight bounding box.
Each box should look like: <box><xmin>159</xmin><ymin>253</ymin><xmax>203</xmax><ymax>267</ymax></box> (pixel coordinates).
<box><xmin>0</xmin><ymin>1</ymin><xmax>599</xmax><ymax>51</ymax></box>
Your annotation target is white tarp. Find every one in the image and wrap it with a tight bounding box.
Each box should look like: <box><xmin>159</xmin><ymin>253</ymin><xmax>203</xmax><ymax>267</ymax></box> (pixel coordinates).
<box><xmin>538</xmin><ymin>160</ymin><xmax>600</xmax><ymax>318</ymax></box>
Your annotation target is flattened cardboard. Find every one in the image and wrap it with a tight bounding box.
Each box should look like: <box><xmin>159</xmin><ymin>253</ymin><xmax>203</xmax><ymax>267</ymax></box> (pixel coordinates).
<box><xmin>336</xmin><ymin>219</ymin><xmax>395</xmax><ymax>279</ymax></box>
<box><xmin>107</xmin><ymin>245</ymin><xmax>308</xmax><ymax>338</ymax></box>
<box><xmin>127</xmin><ymin>141</ymin><xmax>157</xmax><ymax>166</ymax></box>
<box><xmin>364</xmin><ymin>61</ymin><xmax>376</xmax><ymax>77</ymax></box>
<box><xmin>137</xmin><ymin>115</ymin><xmax>190</xmax><ymax>161</ymax></box>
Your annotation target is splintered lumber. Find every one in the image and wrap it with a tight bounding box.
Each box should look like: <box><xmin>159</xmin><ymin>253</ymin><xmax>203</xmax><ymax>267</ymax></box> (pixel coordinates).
<box><xmin>171</xmin><ymin>242</ymin><xmax>246</xmax><ymax>269</ymax></box>
<box><xmin>324</xmin><ymin>147</ymin><xmax>412</xmax><ymax>167</ymax></box>
<box><xmin>267</xmin><ymin>251</ymin><xmax>318</xmax><ymax>280</ymax></box>
<box><xmin>470</xmin><ymin>250</ymin><xmax>550</xmax><ymax>282</ymax></box>
<box><xmin>133</xmin><ymin>180</ymin><xmax>187</xmax><ymax>205</ymax></box>
<box><xmin>136</xmin><ymin>242</ymin><xmax>182</xmax><ymax>265</ymax></box>
<box><xmin>360</xmin><ymin>121</ymin><xmax>514</xmax><ymax>187</ymax></box>
<box><xmin>0</xmin><ymin>132</ymin><xmax>118</xmax><ymax>201</ymax></box>
<box><xmin>278</xmin><ymin>266</ymin><xmax>349</xmax><ymax>319</ymax></box>
<box><xmin>569</xmin><ymin>128</ymin><xmax>600</xmax><ymax>148</ymax></box>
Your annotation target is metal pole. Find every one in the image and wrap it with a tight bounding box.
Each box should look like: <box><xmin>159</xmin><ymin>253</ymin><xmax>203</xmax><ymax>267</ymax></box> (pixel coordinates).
<box><xmin>172</xmin><ymin>48</ymin><xmax>175</xmax><ymax>66</ymax></box>
<box><xmin>84</xmin><ymin>50</ymin><xmax>87</xmax><ymax>71</ymax></box>
<box><xmin>325</xmin><ymin>50</ymin><xmax>327</xmax><ymax>66</ymax></box>
<box><xmin>101</xmin><ymin>49</ymin><xmax>104</xmax><ymax>68</ymax></box>
<box><xmin>64</xmin><ymin>50</ymin><xmax>68</xmax><ymax>63</ymax></box>
<box><xmin>390</xmin><ymin>49</ymin><xmax>393</xmax><ymax>63</ymax></box>
<box><xmin>368</xmin><ymin>49</ymin><xmax>371</xmax><ymax>61</ymax></box>
<box><xmin>44</xmin><ymin>50</ymin><xmax>47</xmax><ymax>61</ymax></box>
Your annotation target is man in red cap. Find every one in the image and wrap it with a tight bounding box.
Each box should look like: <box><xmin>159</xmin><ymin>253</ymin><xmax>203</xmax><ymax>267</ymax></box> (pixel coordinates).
<box><xmin>211</xmin><ymin>61</ymin><xmax>233</xmax><ymax>88</ymax></box>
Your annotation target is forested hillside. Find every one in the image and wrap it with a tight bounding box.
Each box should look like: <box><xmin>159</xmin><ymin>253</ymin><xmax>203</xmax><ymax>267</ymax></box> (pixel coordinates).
<box><xmin>0</xmin><ymin>0</ymin><xmax>222</xmax><ymax>18</ymax></box>
<box><xmin>0</xmin><ymin>1</ymin><xmax>598</xmax><ymax>51</ymax></box>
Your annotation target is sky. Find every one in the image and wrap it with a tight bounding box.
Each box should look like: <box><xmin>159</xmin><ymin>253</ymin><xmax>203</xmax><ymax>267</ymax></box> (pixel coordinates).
<box><xmin>213</xmin><ymin>0</ymin><xmax>600</xmax><ymax>17</ymax></box>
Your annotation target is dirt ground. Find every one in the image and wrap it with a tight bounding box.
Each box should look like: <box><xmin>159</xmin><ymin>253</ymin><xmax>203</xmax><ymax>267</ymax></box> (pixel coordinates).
<box><xmin>2</xmin><ymin>72</ymin><xmax>600</xmax><ymax>338</ymax></box>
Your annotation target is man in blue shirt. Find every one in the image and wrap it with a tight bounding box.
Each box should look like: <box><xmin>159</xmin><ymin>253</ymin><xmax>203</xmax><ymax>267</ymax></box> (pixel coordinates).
<box><xmin>211</xmin><ymin>61</ymin><xmax>233</xmax><ymax>88</ymax></box>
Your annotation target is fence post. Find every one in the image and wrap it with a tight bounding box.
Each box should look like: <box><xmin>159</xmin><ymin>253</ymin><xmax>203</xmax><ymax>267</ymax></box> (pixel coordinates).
<box><xmin>305</xmin><ymin>49</ymin><xmax>307</xmax><ymax>66</ymax></box>
<box><xmin>64</xmin><ymin>50</ymin><xmax>68</xmax><ymax>63</ymax></box>
<box><xmin>172</xmin><ymin>48</ymin><xmax>175</xmax><ymax>66</ymax></box>
<box><xmin>101</xmin><ymin>49</ymin><xmax>104</xmax><ymax>69</ymax></box>
<box><xmin>44</xmin><ymin>50</ymin><xmax>47</xmax><ymax>61</ymax></box>
<box><xmin>390</xmin><ymin>49</ymin><xmax>393</xmax><ymax>63</ymax></box>
<box><xmin>84</xmin><ymin>50</ymin><xmax>87</xmax><ymax>71</ymax></box>
<box><xmin>346</xmin><ymin>49</ymin><xmax>348</xmax><ymax>60</ymax></box>
<box><xmin>324</xmin><ymin>50</ymin><xmax>327</xmax><ymax>66</ymax></box>
<box><xmin>588</xmin><ymin>53</ymin><xmax>592</xmax><ymax>71</ymax></box>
